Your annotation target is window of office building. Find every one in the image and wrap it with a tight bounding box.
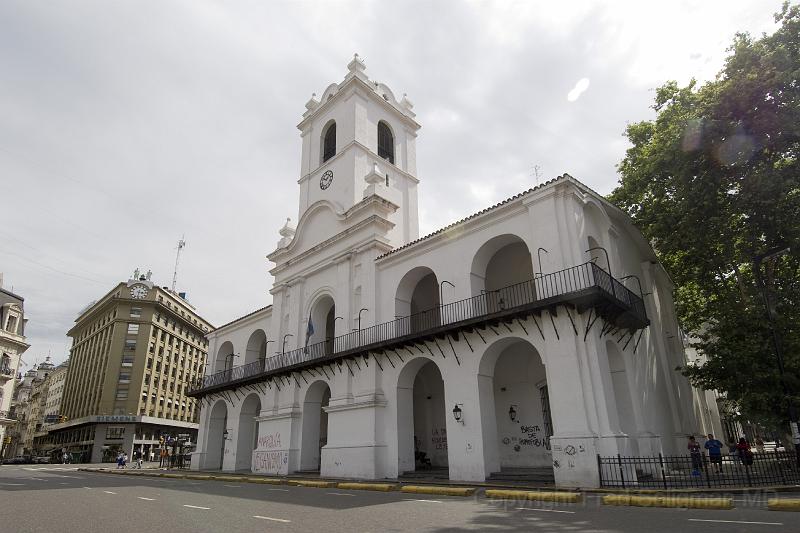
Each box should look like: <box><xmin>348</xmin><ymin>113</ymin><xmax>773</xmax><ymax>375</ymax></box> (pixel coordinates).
<box><xmin>130</xmin><ymin>307</ymin><xmax>142</xmax><ymax>318</ymax></box>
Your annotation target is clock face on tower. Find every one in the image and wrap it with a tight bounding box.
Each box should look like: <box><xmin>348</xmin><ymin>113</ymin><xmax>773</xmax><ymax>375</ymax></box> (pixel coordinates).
<box><xmin>130</xmin><ymin>285</ymin><xmax>148</xmax><ymax>299</ymax></box>
<box><xmin>320</xmin><ymin>170</ymin><xmax>334</xmax><ymax>190</ymax></box>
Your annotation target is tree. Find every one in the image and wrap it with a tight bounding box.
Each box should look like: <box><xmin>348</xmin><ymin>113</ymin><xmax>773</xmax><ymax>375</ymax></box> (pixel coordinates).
<box><xmin>609</xmin><ymin>3</ymin><xmax>800</xmax><ymax>430</ymax></box>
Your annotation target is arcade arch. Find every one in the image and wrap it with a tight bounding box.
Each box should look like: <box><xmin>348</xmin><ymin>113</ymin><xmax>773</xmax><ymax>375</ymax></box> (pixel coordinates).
<box><xmin>205</xmin><ymin>400</ymin><xmax>228</xmax><ymax>471</ymax></box>
<box><xmin>299</xmin><ymin>381</ymin><xmax>331</xmax><ymax>471</ymax></box>
<box><xmin>470</xmin><ymin>234</ymin><xmax>535</xmax><ymax>312</ymax></box>
<box><xmin>478</xmin><ymin>338</ymin><xmax>552</xmax><ymax>476</ymax></box>
<box><xmin>244</xmin><ymin>330</ymin><xmax>267</xmax><ymax>367</ymax></box>
<box><xmin>215</xmin><ymin>341</ymin><xmax>235</xmax><ymax>373</ymax></box>
<box><xmin>397</xmin><ymin>358</ymin><xmax>449</xmax><ymax>475</ymax></box>
<box><xmin>235</xmin><ymin>394</ymin><xmax>262</xmax><ymax>471</ymax></box>
<box><xmin>308</xmin><ymin>295</ymin><xmax>337</xmax><ymax>354</ymax></box>
<box><xmin>394</xmin><ymin>266</ymin><xmax>440</xmax><ymax>335</ymax></box>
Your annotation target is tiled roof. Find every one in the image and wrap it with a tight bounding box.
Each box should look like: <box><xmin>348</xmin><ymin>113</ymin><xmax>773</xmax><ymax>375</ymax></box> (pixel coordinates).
<box><xmin>376</xmin><ymin>174</ymin><xmax>569</xmax><ymax>260</ymax></box>
<box><xmin>211</xmin><ymin>305</ymin><xmax>272</xmax><ymax>333</ymax></box>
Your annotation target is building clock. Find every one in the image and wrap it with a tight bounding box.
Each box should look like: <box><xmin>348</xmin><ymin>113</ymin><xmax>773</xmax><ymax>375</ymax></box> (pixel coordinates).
<box><xmin>130</xmin><ymin>285</ymin><xmax>148</xmax><ymax>299</ymax></box>
<box><xmin>320</xmin><ymin>170</ymin><xmax>334</xmax><ymax>190</ymax></box>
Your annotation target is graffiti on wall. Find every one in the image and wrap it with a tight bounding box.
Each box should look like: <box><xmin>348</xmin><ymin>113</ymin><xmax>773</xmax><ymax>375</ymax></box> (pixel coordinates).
<box><xmin>257</xmin><ymin>432</ymin><xmax>282</xmax><ymax>450</ymax></box>
<box><xmin>431</xmin><ymin>427</ymin><xmax>448</xmax><ymax>451</ymax></box>
<box><xmin>253</xmin><ymin>450</ymin><xmax>288</xmax><ymax>474</ymax></box>
<box><xmin>503</xmin><ymin>424</ymin><xmax>551</xmax><ymax>452</ymax></box>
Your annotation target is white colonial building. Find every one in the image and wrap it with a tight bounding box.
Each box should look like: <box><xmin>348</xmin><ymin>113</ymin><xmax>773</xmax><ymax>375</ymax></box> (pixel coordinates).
<box><xmin>190</xmin><ymin>56</ymin><xmax>719</xmax><ymax>488</ymax></box>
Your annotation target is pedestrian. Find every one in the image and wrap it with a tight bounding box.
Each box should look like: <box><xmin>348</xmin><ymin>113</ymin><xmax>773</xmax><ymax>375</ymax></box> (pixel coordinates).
<box><xmin>688</xmin><ymin>435</ymin><xmax>702</xmax><ymax>476</ymax></box>
<box><xmin>160</xmin><ymin>448</ymin><xmax>168</xmax><ymax>469</ymax></box>
<box><xmin>736</xmin><ymin>437</ymin><xmax>753</xmax><ymax>466</ymax></box>
<box><xmin>755</xmin><ymin>435</ymin><xmax>765</xmax><ymax>454</ymax></box>
<box><xmin>704</xmin><ymin>434</ymin><xmax>724</xmax><ymax>473</ymax></box>
<box><xmin>116</xmin><ymin>452</ymin><xmax>123</xmax><ymax>469</ymax></box>
<box><xmin>62</xmin><ymin>452</ymin><xmax>69</xmax><ymax>465</ymax></box>
<box><xmin>132</xmin><ymin>449</ymin><xmax>141</xmax><ymax>469</ymax></box>
<box><xmin>149</xmin><ymin>450</ymin><xmax>155</xmax><ymax>462</ymax></box>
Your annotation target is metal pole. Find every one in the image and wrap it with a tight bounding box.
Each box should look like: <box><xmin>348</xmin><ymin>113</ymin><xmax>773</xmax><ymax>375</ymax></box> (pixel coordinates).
<box><xmin>282</xmin><ymin>334</ymin><xmax>294</xmax><ymax>355</ymax></box>
<box><xmin>620</xmin><ymin>275</ymin><xmax>644</xmax><ymax>300</ymax></box>
<box><xmin>537</xmin><ymin>247</ymin><xmax>549</xmax><ymax>277</ymax></box>
<box><xmin>753</xmin><ymin>247</ymin><xmax>799</xmax><ymax>465</ymax></box>
<box><xmin>440</xmin><ymin>280</ymin><xmax>454</xmax><ymax>308</ymax></box>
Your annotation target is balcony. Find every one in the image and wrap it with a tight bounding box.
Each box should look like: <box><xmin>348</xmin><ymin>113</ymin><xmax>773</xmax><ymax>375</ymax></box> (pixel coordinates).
<box><xmin>189</xmin><ymin>262</ymin><xmax>648</xmax><ymax>397</ymax></box>
<box><xmin>0</xmin><ymin>410</ymin><xmax>17</xmax><ymax>425</ymax></box>
<box><xmin>0</xmin><ymin>365</ymin><xmax>14</xmax><ymax>384</ymax></box>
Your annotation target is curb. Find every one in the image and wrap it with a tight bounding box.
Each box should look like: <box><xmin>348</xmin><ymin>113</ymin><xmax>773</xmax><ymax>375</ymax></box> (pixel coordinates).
<box><xmin>336</xmin><ymin>482</ymin><xmax>398</xmax><ymax>492</ymax></box>
<box><xmin>185</xmin><ymin>474</ymin><xmax>213</xmax><ymax>480</ymax></box>
<box><xmin>288</xmin><ymin>480</ymin><xmax>338</xmax><ymax>488</ymax></box>
<box><xmin>246</xmin><ymin>477</ymin><xmax>284</xmax><ymax>485</ymax></box>
<box><xmin>768</xmin><ymin>498</ymin><xmax>800</xmax><ymax>511</ymax></box>
<box><xmin>401</xmin><ymin>485</ymin><xmax>476</xmax><ymax>497</ymax></box>
<box><xmin>211</xmin><ymin>475</ymin><xmax>241</xmax><ymax>482</ymax></box>
<box><xmin>602</xmin><ymin>494</ymin><xmax>733</xmax><ymax>509</ymax></box>
<box><xmin>486</xmin><ymin>489</ymin><xmax>582</xmax><ymax>503</ymax></box>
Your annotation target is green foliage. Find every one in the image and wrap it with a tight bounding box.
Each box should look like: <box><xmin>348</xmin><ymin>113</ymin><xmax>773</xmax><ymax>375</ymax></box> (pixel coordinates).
<box><xmin>610</xmin><ymin>3</ymin><xmax>800</xmax><ymax>426</ymax></box>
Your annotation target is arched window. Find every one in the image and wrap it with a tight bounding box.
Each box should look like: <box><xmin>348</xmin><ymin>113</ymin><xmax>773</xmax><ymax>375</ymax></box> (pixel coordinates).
<box><xmin>322</xmin><ymin>121</ymin><xmax>336</xmax><ymax>163</ymax></box>
<box><xmin>378</xmin><ymin>121</ymin><xmax>394</xmax><ymax>164</ymax></box>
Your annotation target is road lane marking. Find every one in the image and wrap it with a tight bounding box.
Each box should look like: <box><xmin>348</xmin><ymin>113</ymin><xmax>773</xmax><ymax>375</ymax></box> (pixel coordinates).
<box><xmin>59</xmin><ymin>482</ymin><xmax>69</xmax><ymax>485</ymax></box>
<box><xmin>253</xmin><ymin>516</ymin><xmax>291</xmax><ymax>523</ymax></box>
<box><xmin>0</xmin><ymin>483</ymin><xmax>25</xmax><ymax>486</ymax></box>
<box><xmin>326</xmin><ymin>492</ymin><xmax>355</xmax><ymax>497</ymax></box>
<box><xmin>223</xmin><ymin>484</ymin><xmax>241</xmax><ymax>488</ymax></box>
<box><xmin>137</xmin><ymin>497</ymin><xmax>156</xmax><ymax>501</ymax></box>
<box><xmin>267</xmin><ymin>488</ymin><xmax>289</xmax><ymax>492</ymax></box>
<box><xmin>103</xmin><ymin>491</ymin><xmax>117</xmax><ymax>494</ymax></box>
<box><xmin>403</xmin><ymin>499</ymin><xmax>443</xmax><ymax>503</ymax></box>
<box><xmin>183</xmin><ymin>505</ymin><xmax>211</xmax><ymax>510</ymax></box>
<box><xmin>688</xmin><ymin>519</ymin><xmax>782</xmax><ymax>526</ymax></box>
<box><xmin>516</xmin><ymin>507</ymin><xmax>576</xmax><ymax>514</ymax></box>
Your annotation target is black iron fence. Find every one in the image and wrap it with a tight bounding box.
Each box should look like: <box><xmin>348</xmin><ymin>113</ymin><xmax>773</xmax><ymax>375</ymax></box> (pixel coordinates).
<box><xmin>598</xmin><ymin>453</ymin><xmax>800</xmax><ymax>488</ymax></box>
<box><xmin>191</xmin><ymin>261</ymin><xmax>647</xmax><ymax>394</ymax></box>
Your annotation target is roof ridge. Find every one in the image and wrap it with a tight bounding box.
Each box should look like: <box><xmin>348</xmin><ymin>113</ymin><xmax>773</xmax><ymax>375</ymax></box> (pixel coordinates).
<box><xmin>376</xmin><ymin>173</ymin><xmax>572</xmax><ymax>260</ymax></box>
<box><xmin>212</xmin><ymin>305</ymin><xmax>272</xmax><ymax>333</ymax></box>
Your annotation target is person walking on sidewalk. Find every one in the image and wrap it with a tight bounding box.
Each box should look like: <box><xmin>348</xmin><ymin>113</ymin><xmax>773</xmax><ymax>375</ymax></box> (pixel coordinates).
<box><xmin>688</xmin><ymin>435</ymin><xmax>703</xmax><ymax>476</ymax></box>
<box><xmin>704</xmin><ymin>434</ymin><xmax>724</xmax><ymax>473</ymax></box>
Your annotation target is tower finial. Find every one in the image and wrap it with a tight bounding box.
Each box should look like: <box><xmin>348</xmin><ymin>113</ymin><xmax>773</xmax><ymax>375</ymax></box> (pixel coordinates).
<box><xmin>346</xmin><ymin>53</ymin><xmax>367</xmax><ymax>81</ymax></box>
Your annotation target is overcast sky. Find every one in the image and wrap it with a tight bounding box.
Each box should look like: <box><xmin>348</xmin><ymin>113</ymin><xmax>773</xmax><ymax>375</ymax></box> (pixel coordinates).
<box><xmin>0</xmin><ymin>0</ymin><xmax>784</xmax><ymax>367</ymax></box>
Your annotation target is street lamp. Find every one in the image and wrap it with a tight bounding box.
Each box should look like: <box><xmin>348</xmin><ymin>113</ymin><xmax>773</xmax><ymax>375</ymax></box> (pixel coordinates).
<box><xmin>509</xmin><ymin>405</ymin><xmax>518</xmax><ymax>422</ymax></box>
<box><xmin>440</xmin><ymin>280</ymin><xmax>455</xmax><ymax>306</ymax></box>
<box><xmin>357</xmin><ymin>308</ymin><xmax>369</xmax><ymax>332</ymax></box>
<box><xmin>282</xmin><ymin>334</ymin><xmax>294</xmax><ymax>355</ymax></box>
<box><xmin>586</xmin><ymin>246</ymin><xmax>612</xmax><ymax>276</ymax></box>
<box><xmin>224</xmin><ymin>353</ymin><xmax>239</xmax><ymax>372</ymax></box>
<box><xmin>537</xmin><ymin>248</ymin><xmax>549</xmax><ymax>277</ymax></box>
<box><xmin>620</xmin><ymin>275</ymin><xmax>645</xmax><ymax>299</ymax></box>
<box><xmin>753</xmin><ymin>246</ymin><xmax>798</xmax><ymax>463</ymax></box>
<box><xmin>452</xmin><ymin>404</ymin><xmax>464</xmax><ymax>424</ymax></box>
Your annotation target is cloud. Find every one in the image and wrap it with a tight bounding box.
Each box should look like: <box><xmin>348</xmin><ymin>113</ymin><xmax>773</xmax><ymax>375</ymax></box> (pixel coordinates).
<box><xmin>0</xmin><ymin>0</ymin><xmax>786</xmax><ymax>366</ymax></box>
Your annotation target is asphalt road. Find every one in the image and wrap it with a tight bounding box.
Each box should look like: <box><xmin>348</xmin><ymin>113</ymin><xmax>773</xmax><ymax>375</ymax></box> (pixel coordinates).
<box><xmin>0</xmin><ymin>464</ymin><xmax>795</xmax><ymax>532</ymax></box>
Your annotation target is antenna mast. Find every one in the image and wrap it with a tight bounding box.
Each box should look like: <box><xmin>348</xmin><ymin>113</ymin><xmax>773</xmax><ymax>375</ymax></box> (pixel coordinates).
<box><xmin>171</xmin><ymin>236</ymin><xmax>186</xmax><ymax>292</ymax></box>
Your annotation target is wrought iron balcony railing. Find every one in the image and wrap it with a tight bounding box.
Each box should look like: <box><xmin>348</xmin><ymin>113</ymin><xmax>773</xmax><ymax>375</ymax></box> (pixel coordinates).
<box><xmin>0</xmin><ymin>410</ymin><xmax>16</xmax><ymax>421</ymax></box>
<box><xmin>0</xmin><ymin>365</ymin><xmax>14</xmax><ymax>377</ymax></box>
<box><xmin>190</xmin><ymin>262</ymin><xmax>648</xmax><ymax>395</ymax></box>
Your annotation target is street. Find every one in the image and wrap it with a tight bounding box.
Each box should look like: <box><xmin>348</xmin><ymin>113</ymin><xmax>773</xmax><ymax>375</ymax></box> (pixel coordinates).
<box><xmin>0</xmin><ymin>465</ymin><xmax>795</xmax><ymax>532</ymax></box>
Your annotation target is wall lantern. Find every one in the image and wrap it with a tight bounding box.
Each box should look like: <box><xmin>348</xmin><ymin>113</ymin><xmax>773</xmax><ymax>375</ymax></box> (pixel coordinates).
<box><xmin>508</xmin><ymin>405</ymin><xmax>518</xmax><ymax>422</ymax></box>
<box><xmin>222</xmin><ymin>429</ymin><xmax>230</xmax><ymax>441</ymax></box>
<box><xmin>452</xmin><ymin>403</ymin><xmax>464</xmax><ymax>424</ymax></box>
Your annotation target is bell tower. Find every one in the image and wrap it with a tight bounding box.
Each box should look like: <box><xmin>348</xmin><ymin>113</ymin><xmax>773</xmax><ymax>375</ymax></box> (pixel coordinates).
<box><xmin>294</xmin><ymin>54</ymin><xmax>421</xmax><ymax>247</ymax></box>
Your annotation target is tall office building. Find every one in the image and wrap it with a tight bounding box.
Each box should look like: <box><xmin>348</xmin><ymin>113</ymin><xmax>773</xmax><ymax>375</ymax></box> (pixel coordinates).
<box><xmin>48</xmin><ymin>272</ymin><xmax>213</xmax><ymax>463</ymax></box>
